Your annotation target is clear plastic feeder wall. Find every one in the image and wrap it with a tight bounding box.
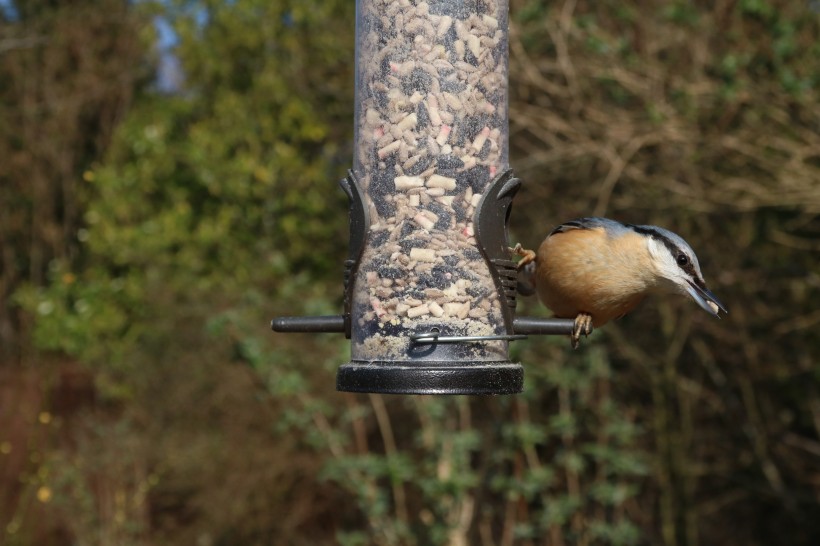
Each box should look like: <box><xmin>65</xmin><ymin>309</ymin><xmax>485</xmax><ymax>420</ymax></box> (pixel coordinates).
<box><xmin>337</xmin><ymin>0</ymin><xmax>519</xmax><ymax>394</ymax></box>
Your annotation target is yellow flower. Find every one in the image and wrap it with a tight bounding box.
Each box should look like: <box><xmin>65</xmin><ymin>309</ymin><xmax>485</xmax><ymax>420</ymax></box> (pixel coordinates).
<box><xmin>37</xmin><ymin>486</ymin><xmax>52</xmax><ymax>503</ymax></box>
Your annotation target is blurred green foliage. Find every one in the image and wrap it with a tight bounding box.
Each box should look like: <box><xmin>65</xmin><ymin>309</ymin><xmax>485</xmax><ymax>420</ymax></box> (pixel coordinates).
<box><xmin>2</xmin><ymin>0</ymin><xmax>819</xmax><ymax>545</ymax></box>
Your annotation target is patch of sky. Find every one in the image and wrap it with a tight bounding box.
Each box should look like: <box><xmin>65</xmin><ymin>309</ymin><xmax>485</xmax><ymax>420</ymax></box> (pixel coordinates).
<box><xmin>153</xmin><ymin>15</ymin><xmax>183</xmax><ymax>93</ymax></box>
<box><xmin>0</xmin><ymin>0</ymin><xmax>19</xmax><ymax>21</ymax></box>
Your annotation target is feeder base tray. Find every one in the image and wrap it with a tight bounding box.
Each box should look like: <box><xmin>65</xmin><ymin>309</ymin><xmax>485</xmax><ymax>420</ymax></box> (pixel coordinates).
<box><xmin>336</xmin><ymin>361</ymin><xmax>523</xmax><ymax>395</ymax></box>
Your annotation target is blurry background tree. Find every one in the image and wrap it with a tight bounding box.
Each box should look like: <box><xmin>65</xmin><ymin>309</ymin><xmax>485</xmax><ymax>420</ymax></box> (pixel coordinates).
<box><xmin>0</xmin><ymin>0</ymin><xmax>147</xmax><ymax>541</ymax></box>
<box><xmin>1</xmin><ymin>0</ymin><xmax>818</xmax><ymax>545</ymax></box>
<box><xmin>0</xmin><ymin>0</ymin><xmax>145</xmax><ymax>360</ymax></box>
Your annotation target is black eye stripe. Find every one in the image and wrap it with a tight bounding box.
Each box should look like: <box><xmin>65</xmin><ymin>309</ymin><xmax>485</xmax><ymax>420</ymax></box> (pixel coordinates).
<box><xmin>628</xmin><ymin>224</ymin><xmax>698</xmax><ymax>278</ymax></box>
<box><xmin>628</xmin><ymin>225</ymin><xmax>678</xmax><ymax>256</ymax></box>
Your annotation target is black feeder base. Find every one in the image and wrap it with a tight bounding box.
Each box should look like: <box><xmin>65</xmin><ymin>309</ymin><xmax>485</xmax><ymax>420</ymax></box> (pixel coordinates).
<box><xmin>336</xmin><ymin>361</ymin><xmax>523</xmax><ymax>395</ymax></box>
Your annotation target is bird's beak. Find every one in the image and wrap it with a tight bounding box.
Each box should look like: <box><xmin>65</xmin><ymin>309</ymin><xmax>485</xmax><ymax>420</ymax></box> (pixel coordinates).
<box><xmin>685</xmin><ymin>280</ymin><xmax>727</xmax><ymax>317</ymax></box>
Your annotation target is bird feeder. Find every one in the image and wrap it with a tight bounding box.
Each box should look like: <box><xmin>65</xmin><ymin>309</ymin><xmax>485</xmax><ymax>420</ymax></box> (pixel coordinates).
<box><xmin>272</xmin><ymin>0</ymin><xmax>575</xmax><ymax>394</ymax></box>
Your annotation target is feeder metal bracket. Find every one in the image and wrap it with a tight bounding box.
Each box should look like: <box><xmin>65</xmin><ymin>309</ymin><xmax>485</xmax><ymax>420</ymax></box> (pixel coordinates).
<box><xmin>473</xmin><ymin>168</ymin><xmax>521</xmax><ymax>334</ymax></box>
<box><xmin>339</xmin><ymin>170</ymin><xmax>370</xmax><ymax>339</ymax></box>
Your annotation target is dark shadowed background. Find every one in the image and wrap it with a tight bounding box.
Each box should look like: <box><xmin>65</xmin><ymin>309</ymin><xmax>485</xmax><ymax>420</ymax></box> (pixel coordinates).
<box><xmin>1</xmin><ymin>0</ymin><xmax>818</xmax><ymax>545</ymax></box>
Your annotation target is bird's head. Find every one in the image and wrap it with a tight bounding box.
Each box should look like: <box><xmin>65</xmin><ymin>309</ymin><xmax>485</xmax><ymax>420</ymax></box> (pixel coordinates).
<box><xmin>630</xmin><ymin>224</ymin><xmax>727</xmax><ymax>318</ymax></box>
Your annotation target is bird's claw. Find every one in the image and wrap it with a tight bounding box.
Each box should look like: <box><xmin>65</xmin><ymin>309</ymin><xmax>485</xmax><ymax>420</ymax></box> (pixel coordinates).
<box><xmin>509</xmin><ymin>243</ymin><xmax>536</xmax><ymax>270</ymax></box>
<box><xmin>571</xmin><ymin>313</ymin><xmax>593</xmax><ymax>349</ymax></box>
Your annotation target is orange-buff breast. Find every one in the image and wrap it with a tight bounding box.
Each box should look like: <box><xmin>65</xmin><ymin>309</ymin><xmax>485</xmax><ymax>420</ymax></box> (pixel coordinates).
<box><xmin>535</xmin><ymin>227</ymin><xmax>654</xmax><ymax>327</ymax></box>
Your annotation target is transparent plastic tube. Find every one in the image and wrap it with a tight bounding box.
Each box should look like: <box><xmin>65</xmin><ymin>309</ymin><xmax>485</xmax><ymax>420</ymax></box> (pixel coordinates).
<box><xmin>351</xmin><ymin>0</ymin><xmax>509</xmax><ymax>362</ymax></box>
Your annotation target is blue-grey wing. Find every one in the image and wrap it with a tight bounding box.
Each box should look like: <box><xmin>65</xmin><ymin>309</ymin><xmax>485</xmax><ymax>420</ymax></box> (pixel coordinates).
<box><xmin>548</xmin><ymin>217</ymin><xmax>627</xmax><ymax>237</ymax></box>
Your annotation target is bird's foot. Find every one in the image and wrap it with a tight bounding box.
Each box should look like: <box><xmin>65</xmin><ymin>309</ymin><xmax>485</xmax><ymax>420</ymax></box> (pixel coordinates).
<box><xmin>571</xmin><ymin>313</ymin><xmax>593</xmax><ymax>349</ymax></box>
<box><xmin>509</xmin><ymin>243</ymin><xmax>536</xmax><ymax>270</ymax></box>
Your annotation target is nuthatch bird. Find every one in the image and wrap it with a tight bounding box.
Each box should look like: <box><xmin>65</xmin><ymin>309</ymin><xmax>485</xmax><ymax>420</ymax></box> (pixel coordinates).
<box><xmin>512</xmin><ymin>217</ymin><xmax>727</xmax><ymax>348</ymax></box>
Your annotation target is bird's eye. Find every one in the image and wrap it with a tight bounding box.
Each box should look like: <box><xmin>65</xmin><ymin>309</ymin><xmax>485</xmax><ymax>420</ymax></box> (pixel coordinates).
<box><xmin>676</xmin><ymin>254</ymin><xmax>689</xmax><ymax>267</ymax></box>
